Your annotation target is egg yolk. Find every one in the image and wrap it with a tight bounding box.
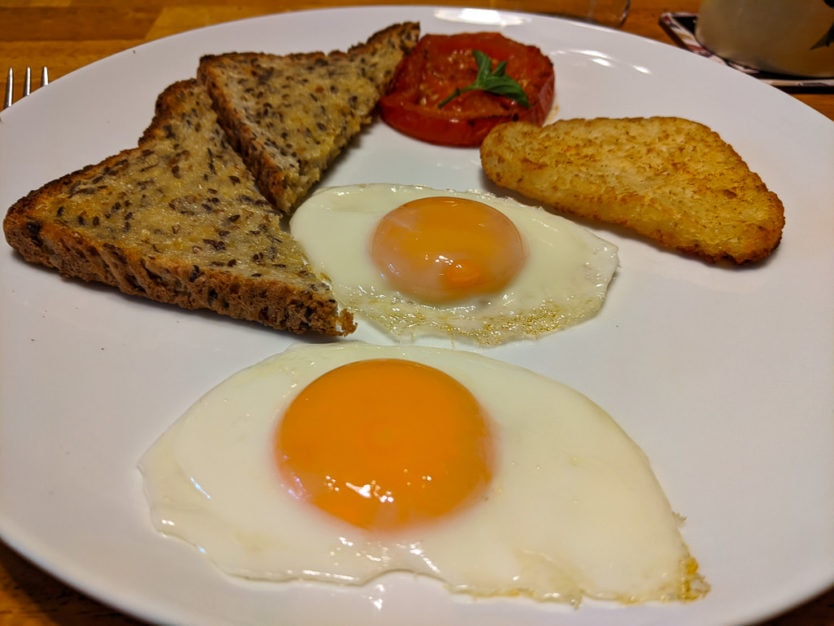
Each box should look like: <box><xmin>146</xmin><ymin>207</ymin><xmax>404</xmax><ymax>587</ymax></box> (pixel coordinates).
<box><xmin>275</xmin><ymin>359</ymin><xmax>494</xmax><ymax>532</ymax></box>
<box><xmin>370</xmin><ymin>197</ymin><xmax>527</xmax><ymax>304</ymax></box>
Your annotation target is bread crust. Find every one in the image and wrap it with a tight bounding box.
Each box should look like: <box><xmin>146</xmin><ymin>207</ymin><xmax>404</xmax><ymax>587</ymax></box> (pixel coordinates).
<box><xmin>3</xmin><ymin>80</ymin><xmax>355</xmax><ymax>336</ymax></box>
<box><xmin>198</xmin><ymin>22</ymin><xmax>420</xmax><ymax>215</ymax></box>
<box><xmin>480</xmin><ymin>117</ymin><xmax>785</xmax><ymax>264</ymax></box>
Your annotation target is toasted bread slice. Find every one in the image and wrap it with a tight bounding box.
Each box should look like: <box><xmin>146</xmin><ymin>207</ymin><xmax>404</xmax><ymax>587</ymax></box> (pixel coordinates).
<box><xmin>198</xmin><ymin>21</ymin><xmax>420</xmax><ymax>216</ymax></box>
<box><xmin>480</xmin><ymin>118</ymin><xmax>785</xmax><ymax>264</ymax></box>
<box><xmin>3</xmin><ymin>79</ymin><xmax>355</xmax><ymax>336</ymax></box>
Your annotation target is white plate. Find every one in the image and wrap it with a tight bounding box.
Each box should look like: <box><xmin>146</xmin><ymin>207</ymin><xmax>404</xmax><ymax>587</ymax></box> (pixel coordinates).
<box><xmin>1</xmin><ymin>6</ymin><xmax>832</xmax><ymax>626</ymax></box>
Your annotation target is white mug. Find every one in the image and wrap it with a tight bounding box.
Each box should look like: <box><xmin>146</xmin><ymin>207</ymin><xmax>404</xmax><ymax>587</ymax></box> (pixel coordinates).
<box><xmin>696</xmin><ymin>0</ymin><xmax>834</xmax><ymax>77</ymax></box>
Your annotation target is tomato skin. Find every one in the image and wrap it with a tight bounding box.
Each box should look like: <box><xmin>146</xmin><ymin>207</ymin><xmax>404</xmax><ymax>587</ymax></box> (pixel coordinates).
<box><xmin>379</xmin><ymin>32</ymin><xmax>555</xmax><ymax>147</ymax></box>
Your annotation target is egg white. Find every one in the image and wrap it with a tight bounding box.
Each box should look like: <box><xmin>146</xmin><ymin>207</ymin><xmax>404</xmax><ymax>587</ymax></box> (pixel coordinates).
<box><xmin>289</xmin><ymin>184</ymin><xmax>619</xmax><ymax>345</ymax></box>
<box><xmin>139</xmin><ymin>342</ymin><xmax>706</xmax><ymax>605</ymax></box>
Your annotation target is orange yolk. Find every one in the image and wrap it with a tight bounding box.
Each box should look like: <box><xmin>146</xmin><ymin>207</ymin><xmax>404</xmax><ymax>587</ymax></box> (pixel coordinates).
<box><xmin>370</xmin><ymin>197</ymin><xmax>527</xmax><ymax>304</ymax></box>
<box><xmin>274</xmin><ymin>359</ymin><xmax>494</xmax><ymax>532</ymax></box>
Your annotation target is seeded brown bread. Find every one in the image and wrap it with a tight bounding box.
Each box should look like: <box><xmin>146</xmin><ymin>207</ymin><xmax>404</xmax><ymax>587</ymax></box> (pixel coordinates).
<box><xmin>3</xmin><ymin>79</ymin><xmax>355</xmax><ymax>336</ymax></box>
<box><xmin>480</xmin><ymin>117</ymin><xmax>785</xmax><ymax>264</ymax></box>
<box><xmin>198</xmin><ymin>21</ymin><xmax>420</xmax><ymax>216</ymax></box>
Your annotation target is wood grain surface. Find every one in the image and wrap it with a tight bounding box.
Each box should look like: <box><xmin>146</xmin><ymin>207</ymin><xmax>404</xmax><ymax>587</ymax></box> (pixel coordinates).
<box><xmin>1</xmin><ymin>1</ymin><xmax>832</xmax><ymax>625</ymax></box>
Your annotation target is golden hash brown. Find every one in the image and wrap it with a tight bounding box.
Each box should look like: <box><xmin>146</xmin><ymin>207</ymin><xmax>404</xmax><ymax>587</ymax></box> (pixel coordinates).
<box><xmin>480</xmin><ymin>117</ymin><xmax>785</xmax><ymax>264</ymax></box>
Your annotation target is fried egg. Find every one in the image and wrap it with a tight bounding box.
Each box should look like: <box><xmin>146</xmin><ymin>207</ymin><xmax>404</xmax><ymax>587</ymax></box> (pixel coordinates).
<box><xmin>289</xmin><ymin>184</ymin><xmax>619</xmax><ymax>345</ymax></box>
<box><xmin>139</xmin><ymin>342</ymin><xmax>707</xmax><ymax>605</ymax></box>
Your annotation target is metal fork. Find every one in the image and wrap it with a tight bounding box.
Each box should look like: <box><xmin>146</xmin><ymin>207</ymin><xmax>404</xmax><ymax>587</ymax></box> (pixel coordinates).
<box><xmin>3</xmin><ymin>67</ymin><xmax>49</xmax><ymax>109</ymax></box>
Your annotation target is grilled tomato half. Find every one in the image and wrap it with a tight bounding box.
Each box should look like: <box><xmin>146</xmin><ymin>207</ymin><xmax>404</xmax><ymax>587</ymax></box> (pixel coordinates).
<box><xmin>379</xmin><ymin>32</ymin><xmax>555</xmax><ymax>147</ymax></box>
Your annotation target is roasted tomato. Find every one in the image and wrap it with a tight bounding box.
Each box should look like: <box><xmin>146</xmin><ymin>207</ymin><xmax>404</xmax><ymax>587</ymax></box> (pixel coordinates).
<box><xmin>379</xmin><ymin>32</ymin><xmax>555</xmax><ymax>147</ymax></box>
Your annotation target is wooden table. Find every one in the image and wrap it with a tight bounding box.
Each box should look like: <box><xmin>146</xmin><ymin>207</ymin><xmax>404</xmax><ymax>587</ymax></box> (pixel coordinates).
<box><xmin>1</xmin><ymin>1</ymin><xmax>832</xmax><ymax>624</ymax></box>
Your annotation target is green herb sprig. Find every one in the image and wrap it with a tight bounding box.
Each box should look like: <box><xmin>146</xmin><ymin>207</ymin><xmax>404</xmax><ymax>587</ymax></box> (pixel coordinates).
<box><xmin>438</xmin><ymin>50</ymin><xmax>530</xmax><ymax>109</ymax></box>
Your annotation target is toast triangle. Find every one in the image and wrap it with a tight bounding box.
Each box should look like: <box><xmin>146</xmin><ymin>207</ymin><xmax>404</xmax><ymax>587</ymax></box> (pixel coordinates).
<box><xmin>3</xmin><ymin>79</ymin><xmax>355</xmax><ymax>335</ymax></box>
<box><xmin>198</xmin><ymin>21</ymin><xmax>420</xmax><ymax>215</ymax></box>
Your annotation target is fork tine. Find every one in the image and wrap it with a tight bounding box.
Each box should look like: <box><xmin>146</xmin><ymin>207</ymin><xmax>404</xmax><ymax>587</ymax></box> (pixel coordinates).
<box><xmin>3</xmin><ymin>67</ymin><xmax>50</xmax><ymax>109</ymax></box>
<box><xmin>3</xmin><ymin>68</ymin><xmax>12</xmax><ymax>109</ymax></box>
